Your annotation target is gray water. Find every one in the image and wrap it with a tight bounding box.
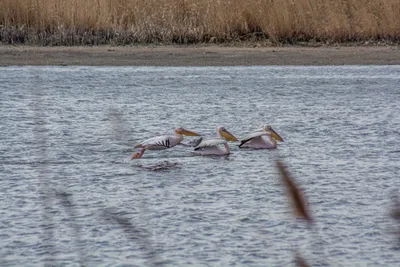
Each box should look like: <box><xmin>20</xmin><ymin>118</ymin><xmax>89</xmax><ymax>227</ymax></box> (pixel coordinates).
<box><xmin>1</xmin><ymin>66</ymin><xmax>400</xmax><ymax>266</ymax></box>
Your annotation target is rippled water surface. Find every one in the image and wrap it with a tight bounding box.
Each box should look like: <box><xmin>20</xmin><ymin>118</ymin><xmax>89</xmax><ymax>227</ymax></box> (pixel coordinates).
<box><xmin>1</xmin><ymin>66</ymin><xmax>400</xmax><ymax>266</ymax></box>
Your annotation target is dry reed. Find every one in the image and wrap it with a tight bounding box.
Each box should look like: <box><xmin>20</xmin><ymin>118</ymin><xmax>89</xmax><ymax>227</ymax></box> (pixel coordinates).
<box><xmin>1</xmin><ymin>0</ymin><xmax>399</xmax><ymax>45</ymax></box>
<box><xmin>295</xmin><ymin>251</ymin><xmax>311</xmax><ymax>267</ymax></box>
<box><xmin>391</xmin><ymin>196</ymin><xmax>400</xmax><ymax>221</ymax></box>
<box><xmin>391</xmin><ymin>194</ymin><xmax>400</xmax><ymax>245</ymax></box>
<box><xmin>276</xmin><ymin>159</ymin><xmax>313</xmax><ymax>224</ymax></box>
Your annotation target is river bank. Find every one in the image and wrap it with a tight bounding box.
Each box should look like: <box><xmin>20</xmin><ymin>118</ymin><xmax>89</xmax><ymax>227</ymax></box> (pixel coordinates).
<box><xmin>1</xmin><ymin>45</ymin><xmax>399</xmax><ymax>66</ymax></box>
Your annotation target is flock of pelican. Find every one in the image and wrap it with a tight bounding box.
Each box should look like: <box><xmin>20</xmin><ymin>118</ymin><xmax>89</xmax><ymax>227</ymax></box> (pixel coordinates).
<box><xmin>131</xmin><ymin>125</ymin><xmax>284</xmax><ymax>159</ymax></box>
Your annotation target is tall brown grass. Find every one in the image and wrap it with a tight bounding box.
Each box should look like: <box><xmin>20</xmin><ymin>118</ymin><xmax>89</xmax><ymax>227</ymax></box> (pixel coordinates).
<box><xmin>1</xmin><ymin>0</ymin><xmax>400</xmax><ymax>45</ymax></box>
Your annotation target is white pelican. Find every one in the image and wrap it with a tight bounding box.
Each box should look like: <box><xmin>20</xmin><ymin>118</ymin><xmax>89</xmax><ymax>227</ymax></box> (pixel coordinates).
<box><xmin>239</xmin><ymin>125</ymin><xmax>284</xmax><ymax>149</ymax></box>
<box><xmin>132</xmin><ymin>127</ymin><xmax>201</xmax><ymax>159</ymax></box>
<box><xmin>193</xmin><ymin>126</ymin><xmax>238</xmax><ymax>155</ymax></box>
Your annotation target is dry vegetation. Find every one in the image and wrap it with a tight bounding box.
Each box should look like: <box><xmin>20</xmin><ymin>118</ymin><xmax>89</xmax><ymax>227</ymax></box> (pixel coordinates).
<box><xmin>1</xmin><ymin>0</ymin><xmax>399</xmax><ymax>46</ymax></box>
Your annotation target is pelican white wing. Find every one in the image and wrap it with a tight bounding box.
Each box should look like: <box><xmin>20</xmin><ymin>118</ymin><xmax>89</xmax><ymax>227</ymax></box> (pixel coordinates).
<box><xmin>239</xmin><ymin>131</ymin><xmax>268</xmax><ymax>145</ymax></box>
<box><xmin>192</xmin><ymin>126</ymin><xmax>237</xmax><ymax>156</ymax></box>
<box><xmin>239</xmin><ymin>131</ymin><xmax>277</xmax><ymax>149</ymax></box>
<box><xmin>239</xmin><ymin>125</ymin><xmax>284</xmax><ymax>149</ymax></box>
<box><xmin>193</xmin><ymin>138</ymin><xmax>230</xmax><ymax>155</ymax></box>
<box><xmin>131</xmin><ymin>127</ymin><xmax>201</xmax><ymax>159</ymax></box>
<box><xmin>194</xmin><ymin>138</ymin><xmax>227</xmax><ymax>150</ymax></box>
<box><xmin>135</xmin><ymin>135</ymin><xmax>178</xmax><ymax>150</ymax></box>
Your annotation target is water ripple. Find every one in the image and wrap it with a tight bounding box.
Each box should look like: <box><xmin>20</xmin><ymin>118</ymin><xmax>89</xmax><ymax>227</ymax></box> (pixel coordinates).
<box><xmin>0</xmin><ymin>65</ymin><xmax>399</xmax><ymax>266</ymax></box>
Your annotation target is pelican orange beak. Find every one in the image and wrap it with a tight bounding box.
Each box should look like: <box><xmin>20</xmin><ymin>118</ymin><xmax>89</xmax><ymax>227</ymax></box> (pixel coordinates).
<box><xmin>265</xmin><ymin>126</ymin><xmax>284</xmax><ymax>142</ymax></box>
<box><xmin>219</xmin><ymin>128</ymin><xmax>238</xmax><ymax>142</ymax></box>
<box><xmin>176</xmin><ymin>128</ymin><xmax>201</xmax><ymax>136</ymax></box>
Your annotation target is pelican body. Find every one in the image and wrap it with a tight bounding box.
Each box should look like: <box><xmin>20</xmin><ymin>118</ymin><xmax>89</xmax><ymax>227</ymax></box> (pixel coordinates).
<box><xmin>132</xmin><ymin>127</ymin><xmax>200</xmax><ymax>159</ymax></box>
<box><xmin>193</xmin><ymin>126</ymin><xmax>238</xmax><ymax>155</ymax></box>
<box><xmin>239</xmin><ymin>125</ymin><xmax>284</xmax><ymax>149</ymax></box>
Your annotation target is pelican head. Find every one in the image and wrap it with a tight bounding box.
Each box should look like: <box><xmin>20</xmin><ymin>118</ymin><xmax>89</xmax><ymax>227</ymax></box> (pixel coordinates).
<box><xmin>217</xmin><ymin>126</ymin><xmax>238</xmax><ymax>142</ymax></box>
<box><xmin>174</xmin><ymin>127</ymin><xmax>201</xmax><ymax>136</ymax></box>
<box><xmin>263</xmin><ymin>125</ymin><xmax>284</xmax><ymax>142</ymax></box>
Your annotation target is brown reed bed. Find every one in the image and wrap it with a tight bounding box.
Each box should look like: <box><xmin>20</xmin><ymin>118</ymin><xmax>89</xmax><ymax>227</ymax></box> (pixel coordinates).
<box><xmin>1</xmin><ymin>0</ymin><xmax>400</xmax><ymax>46</ymax></box>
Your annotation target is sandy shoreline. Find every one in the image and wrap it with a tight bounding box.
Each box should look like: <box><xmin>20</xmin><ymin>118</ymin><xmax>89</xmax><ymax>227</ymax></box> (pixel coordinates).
<box><xmin>1</xmin><ymin>45</ymin><xmax>399</xmax><ymax>66</ymax></box>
